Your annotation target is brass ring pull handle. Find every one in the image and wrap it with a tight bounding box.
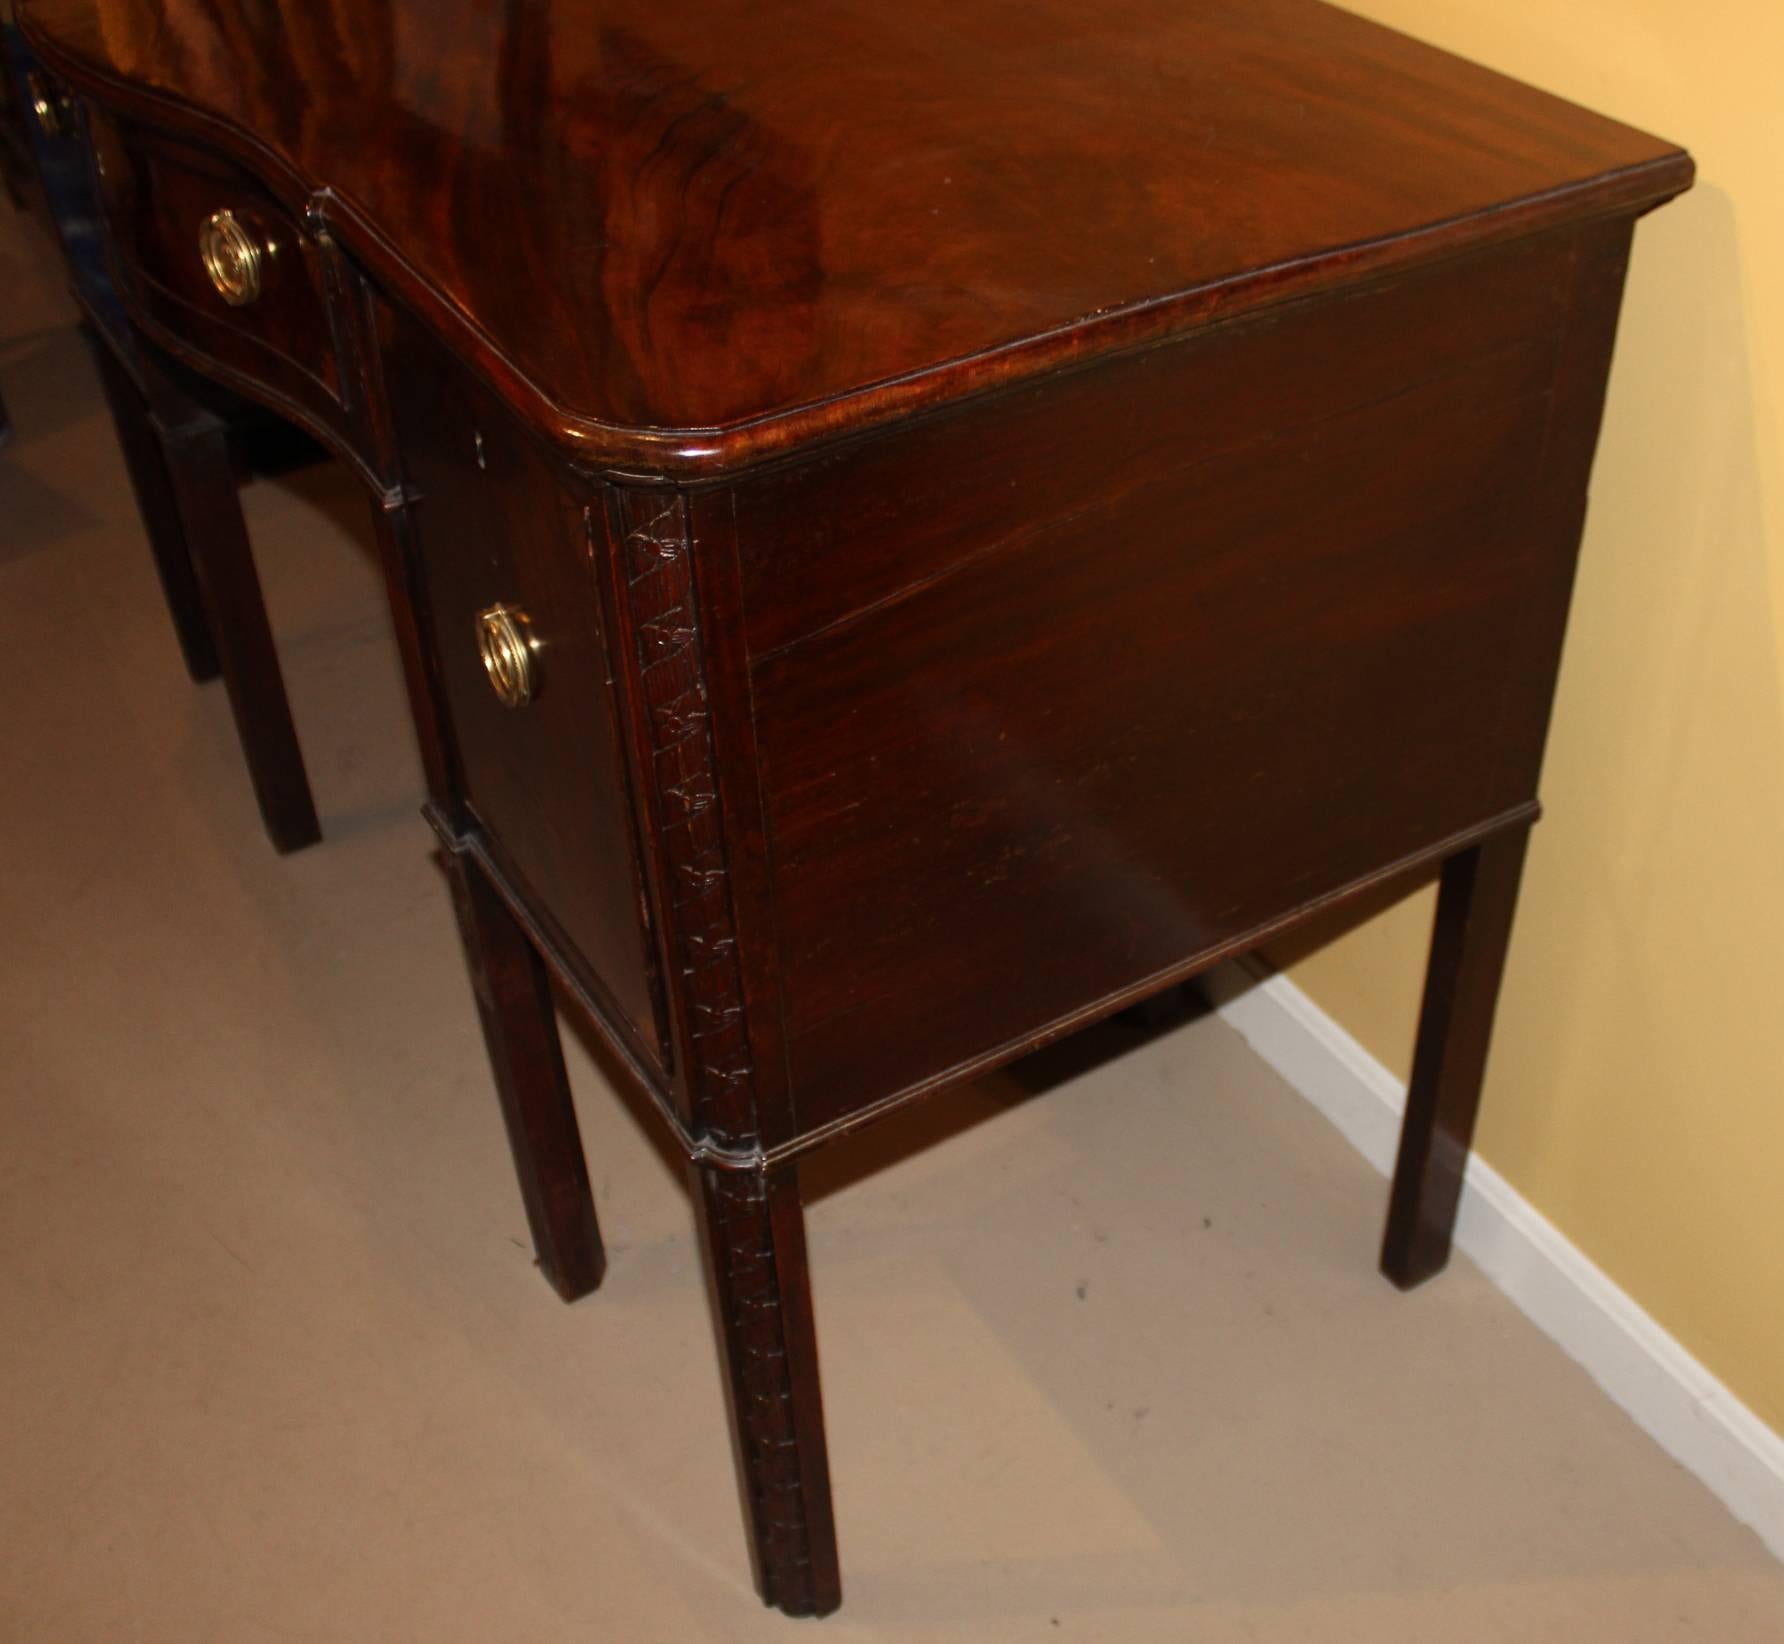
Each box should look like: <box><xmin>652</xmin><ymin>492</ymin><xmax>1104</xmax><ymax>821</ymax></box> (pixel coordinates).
<box><xmin>27</xmin><ymin>72</ymin><xmax>67</xmax><ymax>138</ymax></box>
<box><xmin>199</xmin><ymin>209</ymin><xmax>266</xmax><ymax>306</ymax></box>
<box><xmin>477</xmin><ymin>603</ymin><xmax>540</xmax><ymax>708</ymax></box>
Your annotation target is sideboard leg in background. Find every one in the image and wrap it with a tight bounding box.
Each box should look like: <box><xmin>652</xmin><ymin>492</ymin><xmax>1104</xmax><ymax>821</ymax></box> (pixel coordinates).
<box><xmin>445</xmin><ymin>848</ymin><xmax>606</xmax><ymax>1303</ymax></box>
<box><xmin>136</xmin><ymin>352</ymin><xmax>324</xmax><ymax>855</ymax></box>
<box><xmin>1381</xmin><ymin>825</ymin><xmax>1532</xmax><ymax>1290</ymax></box>
<box><xmin>692</xmin><ymin>1159</ymin><xmax>842</xmax><ymax>1617</ymax></box>
<box><xmin>88</xmin><ymin>336</ymin><xmax>221</xmax><ymax>685</ymax></box>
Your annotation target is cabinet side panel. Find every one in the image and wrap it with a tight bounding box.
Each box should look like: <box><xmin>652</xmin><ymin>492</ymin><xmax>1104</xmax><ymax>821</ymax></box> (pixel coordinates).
<box><xmin>738</xmin><ymin>230</ymin><xmax>1612</xmax><ymax>1137</ymax></box>
<box><xmin>734</xmin><ymin>231</ymin><xmax>1576</xmax><ymax>660</ymax></box>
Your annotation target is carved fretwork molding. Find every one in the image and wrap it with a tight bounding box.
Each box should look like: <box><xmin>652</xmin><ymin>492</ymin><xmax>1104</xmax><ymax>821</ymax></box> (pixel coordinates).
<box><xmin>698</xmin><ymin>1167</ymin><xmax>828</xmax><ymax>1612</ymax></box>
<box><xmin>615</xmin><ymin>491</ymin><xmax>759</xmax><ymax>1152</ymax></box>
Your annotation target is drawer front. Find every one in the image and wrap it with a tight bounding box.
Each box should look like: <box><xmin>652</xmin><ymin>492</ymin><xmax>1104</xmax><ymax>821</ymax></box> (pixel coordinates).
<box><xmin>736</xmin><ymin>225</ymin><xmax>1619</xmax><ymax>1137</ymax></box>
<box><xmin>386</xmin><ymin>316</ymin><xmax>667</xmax><ymax>1073</ymax></box>
<box><xmin>87</xmin><ymin>114</ymin><xmax>372</xmax><ymax>469</ymax></box>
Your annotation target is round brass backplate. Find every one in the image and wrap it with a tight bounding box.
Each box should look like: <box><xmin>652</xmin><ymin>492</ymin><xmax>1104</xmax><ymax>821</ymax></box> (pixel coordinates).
<box><xmin>198</xmin><ymin>209</ymin><xmax>265</xmax><ymax>306</ymax></box>
<box><xmin>476</xmin><ymin>603</ymin><xmax>539</xmax><ymax>708</ymax></box>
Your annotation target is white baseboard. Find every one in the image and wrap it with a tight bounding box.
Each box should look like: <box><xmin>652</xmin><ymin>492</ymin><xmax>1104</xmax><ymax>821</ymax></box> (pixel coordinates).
<box><xmin>1206</xmin><ymin>958</ymin><xmax>1784</xmax><ymax>1564</ymax></box>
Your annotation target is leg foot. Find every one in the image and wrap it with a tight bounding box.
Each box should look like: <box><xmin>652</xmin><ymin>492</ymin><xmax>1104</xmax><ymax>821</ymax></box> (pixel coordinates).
<box><xmin>693</xmin><ymin>1161</ymin><xmax>841</xmax><ymax>1617</ymax></box>
<box><xmin>1381</xmin><ymin>827</ymin><xmax>1531</xmax><ymax>1289</ymax></box>
<box><xmin>446</xmin><ymin>849</ymin><xmax>605</xmax><ymax>1302</ymax></box>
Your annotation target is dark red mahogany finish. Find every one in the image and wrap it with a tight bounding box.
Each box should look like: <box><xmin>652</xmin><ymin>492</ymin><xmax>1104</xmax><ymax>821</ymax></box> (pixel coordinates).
<box><xmin>21</xmin><ymin>0</ymin><xmax>1687</xmax><ymax>464</ymax></box>
<box><xmin>21</xmin><ymin>0</ymin><xmax>1691</xmax><ymax>1617</ymax></box>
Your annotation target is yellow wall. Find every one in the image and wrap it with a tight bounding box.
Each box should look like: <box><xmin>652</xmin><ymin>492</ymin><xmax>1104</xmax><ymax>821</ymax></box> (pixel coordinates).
<box><xmin>1277</xmin><ymin>2</ymin><xmax>1784</xmax><ymax>1432</ymax></box>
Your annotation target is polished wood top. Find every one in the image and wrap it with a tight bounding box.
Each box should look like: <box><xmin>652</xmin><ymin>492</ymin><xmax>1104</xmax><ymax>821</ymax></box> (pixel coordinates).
<box><xmin>22</xmin><ymin>0</ymin><xmax>1690</xmax><ymax>469</ymax></box>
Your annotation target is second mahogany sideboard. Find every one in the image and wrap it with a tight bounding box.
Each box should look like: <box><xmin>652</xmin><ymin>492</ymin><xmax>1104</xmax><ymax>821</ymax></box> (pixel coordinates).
<box><xmin>19</xmin><ymin>0</ymin><xmax>1691</xmax><ymax>1618</ymax></box>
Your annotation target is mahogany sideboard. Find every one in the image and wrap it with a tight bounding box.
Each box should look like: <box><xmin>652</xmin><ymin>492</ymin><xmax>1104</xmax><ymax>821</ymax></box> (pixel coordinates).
<box><xmin>18</xmin><ymin>0</ymin><xmax>1691</xmax><ymax>1618</ymax></box>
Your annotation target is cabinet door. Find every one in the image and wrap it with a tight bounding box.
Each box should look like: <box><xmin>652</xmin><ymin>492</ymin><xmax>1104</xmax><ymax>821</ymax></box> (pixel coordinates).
<box><xmin>386</xmin><ymin>315</ymin><xmax>666</xmax><ymax>1074</ymax></box>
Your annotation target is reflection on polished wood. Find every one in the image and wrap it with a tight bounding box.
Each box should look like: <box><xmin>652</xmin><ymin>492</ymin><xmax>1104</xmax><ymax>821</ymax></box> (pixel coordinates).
<box><xmin>18</xmin><ymin>0</ymin><xmax>1692</xmax><ymax>1618</ymax></box>
<box><xmin>23</xmin><ymin>0</ymin><xmax>1688</xmax><ymax>468</ymax></box>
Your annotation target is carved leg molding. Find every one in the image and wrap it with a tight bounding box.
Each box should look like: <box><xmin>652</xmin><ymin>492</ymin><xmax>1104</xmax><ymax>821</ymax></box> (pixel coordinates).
<box><xmin>1382</xmin><ymin>826</ymin><xmax>1531</xmax><ymax>1289</ymax></box>
<box><xmin>693</xmin><ymin>1162</ymin><xmax>842</xmax><ymax>1617</ymax></box>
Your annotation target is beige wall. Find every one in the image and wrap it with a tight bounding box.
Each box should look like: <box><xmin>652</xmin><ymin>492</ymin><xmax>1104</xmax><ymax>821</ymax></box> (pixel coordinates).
<box><xmin>1277</xmin><ymin>2</ymin><xmax>1784</xmax><ymax>1432</ymax></box>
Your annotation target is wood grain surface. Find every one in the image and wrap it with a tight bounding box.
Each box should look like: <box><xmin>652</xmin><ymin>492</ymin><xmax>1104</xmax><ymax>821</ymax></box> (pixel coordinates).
<box><xmin>20</xmin><ymin>0</ymin><xmax>1690</xmax><ymax>470</ymax></box>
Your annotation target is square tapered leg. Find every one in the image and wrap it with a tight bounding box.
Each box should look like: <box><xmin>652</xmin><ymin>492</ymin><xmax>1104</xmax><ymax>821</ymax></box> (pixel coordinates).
<box><xmin>445</xmin><ymin>847</ymin><xmax>606</xmax><ymax>1302</ymax></box>
<box><xmin>1381</xmin><ymin>826</ymin><xmax>1531</xmax><ymax>1289</ymax></box>
<box><xmin>88</xmin><ymin>336</ymin><xmax>222</xmax><ymax>686</ymax></box>
<box><xmin>158</xmin><ymin>410</ymin><xmax>322</xmax><ymax>855</ymax></box>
